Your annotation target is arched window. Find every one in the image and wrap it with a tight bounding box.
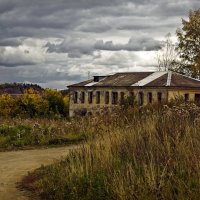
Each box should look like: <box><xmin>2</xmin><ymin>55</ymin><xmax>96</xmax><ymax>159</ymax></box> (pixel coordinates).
<box><xmin>105</xmin><ymin>91</ymin><xmax>109</xmax><ymax>104</ymax></box>
<box><xmin>112</xmin><ymin>92</ymin><xmax>118</xmax><ymax>105</ymax></box>
<box><xmin>138</xmin><ymin>92</ymin><xmax>143</xmax><ymax>106</ymax></box>
<box><xmin>80</xmin><ymin>91</ymin><xmax>85</xmax><ymax>104</ymax></box>
<box><xmin>96</xmin><ymin>91</ymin><xmax>100</xmax><ymax>104</ymax></box>
<box><xmin>157</xmin><ymin>92</ymin><xmax>162</xmax><ymax>103</ymax></box>
<box><xmin>88</xmin><ymin>91</ymin><xmax>93</xmax><ymax>104</ymax></box>
<box><xmin>147</xmin><ymin>92</ymin><xmax>152</xmax><ymax>104</ymax></box>
<box><xmin>184</xmin><ymin>93</ymin><xmax>189</xmax><ymax>102</ymax></box>
<box><xmin>120</xmin><ymin>92</ymin><xmax>125</xmax><ymax>104</ymax></box>
<box><xmin>73</xmin><ymin>91</ymin><xmax>78</xmax><ymax>104</ymax></box>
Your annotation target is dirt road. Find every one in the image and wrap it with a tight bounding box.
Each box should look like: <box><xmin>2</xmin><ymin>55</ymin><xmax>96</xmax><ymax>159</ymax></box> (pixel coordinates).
<box><xmin>0</xmin><ymin>146</ymin><xmax>75</xmax><ymax>200</ymax></box>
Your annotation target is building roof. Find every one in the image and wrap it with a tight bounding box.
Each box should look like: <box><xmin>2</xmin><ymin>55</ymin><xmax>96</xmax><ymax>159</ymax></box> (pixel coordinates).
<box><xmin>68</xmin><ymin>71</ymin><xmax>200</xmax><ymax>88</ymax></box>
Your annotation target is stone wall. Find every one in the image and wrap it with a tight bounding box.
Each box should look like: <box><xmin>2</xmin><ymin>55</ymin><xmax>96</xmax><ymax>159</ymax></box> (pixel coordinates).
<box><xmin>69</xmin><ymin>87</ymin><xmax>168</xmax><ymax>117</ymax></box>
<box><xmin>69</xmin><ymin>87</ymin><xmax>200</xmax><ymax>117</ymax></box>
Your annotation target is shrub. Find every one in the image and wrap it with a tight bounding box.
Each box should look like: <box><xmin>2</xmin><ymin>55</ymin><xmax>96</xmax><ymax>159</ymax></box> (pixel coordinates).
<box><xmin>0</xmin><ymin>88</ymin><xmax>69</xmax><ymax>118</ymax></box>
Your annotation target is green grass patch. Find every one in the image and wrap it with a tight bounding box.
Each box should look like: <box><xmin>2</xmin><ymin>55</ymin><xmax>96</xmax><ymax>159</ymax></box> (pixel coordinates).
<box><xmin>0</xmin><ymin>118</ymin><xmax>85</xmax><ymax>151</ymax></box>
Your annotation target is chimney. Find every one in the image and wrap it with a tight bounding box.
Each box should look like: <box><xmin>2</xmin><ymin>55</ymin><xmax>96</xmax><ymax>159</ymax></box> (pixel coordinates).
<box><xmin>93</xmin><ymin>76</ymin><xmax>106</xmax><ymax>82</ymax></box>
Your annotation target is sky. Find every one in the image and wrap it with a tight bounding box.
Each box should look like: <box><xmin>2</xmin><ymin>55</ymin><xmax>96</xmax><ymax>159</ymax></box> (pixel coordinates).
<box><xmin>0</xmin><ymin>0</ymin><xmax>199</xmax><ymax>89</ymax></box>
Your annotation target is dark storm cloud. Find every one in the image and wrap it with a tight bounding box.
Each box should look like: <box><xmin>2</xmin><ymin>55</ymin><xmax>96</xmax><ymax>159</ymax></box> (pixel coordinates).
<box><xmin>0</xmin><ymin>0</ymin><xmax>198</xmax><ymax>41</ymax></box>
<box><xmin>0</xmin><ymin>0</ymin><xmax>199</xmax><ymax>88</ymax></box>
<box><xmin>0</xmin><ymin>38</ymin><xmax>23</xmax><ymax>47</ymax></box>
<box><xmin>0</xmin><ymin>0</ymin><xmax>197</xmax><ymax>40</ymax></box>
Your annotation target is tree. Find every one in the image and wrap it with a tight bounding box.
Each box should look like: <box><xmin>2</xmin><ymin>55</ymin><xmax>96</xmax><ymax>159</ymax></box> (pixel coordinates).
<box><xmin>43</xmin><ymin>89</ymin><xmax>65</xmax><ymax>115</ymax></box>
<box><xmin>0</xmin><ymin>94</ymin><xmax>16</xmax><ymax>117</ymax></box>
<box><xmin>156</xmin><ymin>33</ymin><xmax>177</xmax><ymax>71</ymax></box>
<box><xmin>176</xmin><ymin>9</ymin><xmax>200</xmax><ymax>78</ymax></box>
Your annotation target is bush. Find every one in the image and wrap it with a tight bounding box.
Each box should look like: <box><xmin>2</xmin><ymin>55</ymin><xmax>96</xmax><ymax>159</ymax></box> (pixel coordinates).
<box><xmin>0</xmin><ymin>89</ymin><xmax>69</xmax><ymax>118</ymax></box>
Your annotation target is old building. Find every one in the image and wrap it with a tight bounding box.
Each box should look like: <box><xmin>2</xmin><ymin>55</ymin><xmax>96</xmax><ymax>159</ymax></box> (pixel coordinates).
<box><xmin>68</xmin><ymin>71</ymin><xmax>200</xmax><ymax>117</ymax></box>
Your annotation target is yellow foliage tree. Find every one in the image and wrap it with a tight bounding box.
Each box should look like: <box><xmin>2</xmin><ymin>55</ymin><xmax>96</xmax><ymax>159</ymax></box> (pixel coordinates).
<box><xmin>0</xmin><ymin>94</ymin><xmax>16</xmax><ymax>117</ymax></box>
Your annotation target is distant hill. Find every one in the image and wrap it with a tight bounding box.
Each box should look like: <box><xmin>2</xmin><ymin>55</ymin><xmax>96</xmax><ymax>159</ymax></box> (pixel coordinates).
<box><xmin>0</xmin><ymin>83</ymin><xmax>44</xmax><ymax>95</ymax></box>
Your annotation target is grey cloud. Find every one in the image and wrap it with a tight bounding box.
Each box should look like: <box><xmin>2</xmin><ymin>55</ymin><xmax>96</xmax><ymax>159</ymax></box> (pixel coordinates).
<box><xmin>0</xmin><ymin>0</ymin><xmax>197</xmax><ymax>43</ymax></box>
<box><xmin>0</xmin><ymin>38</ymin><xmax>24</xmax><ymax>47</ymax></box>
<box><xmin>0</xmin><ymin>64</ymin><xmax>83</xmax><ymax>89</ymax></box>
<box><xmin>0</xmin><ymin>47</ymin><xmax>44</xmax><ymax>67</ymax></box>
<box><xmin>77</xmin><ymin>22</ymin><xmax>111</xmax><ymax>33</ymax></box>
<box><xmin>46</xmin><ymin>37</ymin><xmax>96</xmax><ymax>57</ymax></box>
<box><xmin>46</xmin><ymin>36</ymin><xmax>162</xmax><ymax>57</ymax></box>
<box><xmin>95</xmin><ymin>36</ymin><xmax>162</xmax><ymax>51</ymax></box>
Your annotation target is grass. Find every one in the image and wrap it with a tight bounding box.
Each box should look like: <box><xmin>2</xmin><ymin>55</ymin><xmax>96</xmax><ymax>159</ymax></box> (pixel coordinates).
<box><xmin>22</xmin><ymin>103</ymin><xmax>200</xmax><ymax>200</ymax></box>
<box><xmin>0</xmin><ymin>118</ymin><xmax>86</xmax><ymax>151</ymax></box>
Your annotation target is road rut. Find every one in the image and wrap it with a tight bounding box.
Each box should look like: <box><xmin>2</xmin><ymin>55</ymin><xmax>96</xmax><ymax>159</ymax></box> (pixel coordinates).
<box><xmin>0</xmin><ymin>146</ymin><xmax>75</xmax><ymax>200</ymax></box>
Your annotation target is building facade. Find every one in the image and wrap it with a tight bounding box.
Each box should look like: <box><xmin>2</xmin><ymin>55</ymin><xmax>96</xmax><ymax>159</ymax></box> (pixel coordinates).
<box><xmin>68</xmin><ymin>71</ymin><xmax>200</xmax><ymax>117</ymax></box>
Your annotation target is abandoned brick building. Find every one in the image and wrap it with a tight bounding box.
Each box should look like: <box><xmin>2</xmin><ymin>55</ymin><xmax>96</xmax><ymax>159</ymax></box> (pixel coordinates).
<box><xmin>68</xmin><ymin>71</ymin><xmax>200</xmax><ymax>117</ymax></box>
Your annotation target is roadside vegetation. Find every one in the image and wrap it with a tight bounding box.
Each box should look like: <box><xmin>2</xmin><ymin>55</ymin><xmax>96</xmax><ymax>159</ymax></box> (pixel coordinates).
<box><xmin>22</xmin><ymin>103</ymin><xmax>200</xmax><ymax>200</ymax></box>
<box><xmin>0</xmin><ymin>88</ymin><xmax>69</xmax><ymax>118</ymax></box>
<box><xmin>0</xmin><ymin>118</ymin><xmax>85</xmax><ymax>151</ymax></box>
<box><xmin>0</xmin><ymin>88</ymin><xmax>77</xmax><ymax>151</ymax></box>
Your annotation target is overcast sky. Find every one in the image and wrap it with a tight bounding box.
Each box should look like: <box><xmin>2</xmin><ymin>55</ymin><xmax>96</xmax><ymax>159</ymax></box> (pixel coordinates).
<box><xmin>0</xmin><ymin>0</ymin><xmax>199</xmax><ymax>89</ymax></box>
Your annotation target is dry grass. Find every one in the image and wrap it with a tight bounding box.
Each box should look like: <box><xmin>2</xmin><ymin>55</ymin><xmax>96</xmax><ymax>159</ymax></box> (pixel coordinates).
<box><xmin>24</xmin><ymin>103</ymin><xmax>200</xmax><ymax>200</ymax></box>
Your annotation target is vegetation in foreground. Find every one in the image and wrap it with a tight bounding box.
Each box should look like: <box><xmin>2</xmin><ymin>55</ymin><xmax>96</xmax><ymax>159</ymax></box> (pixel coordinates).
<box><xmin>22</xmin><ymin>103</ymin><xmax>200</xmax><ymax>200</ymax></box>
<box><xmin>0</xmin><ymin>118</ymin><xmax>86</xmax><ymax>151</ymax></box>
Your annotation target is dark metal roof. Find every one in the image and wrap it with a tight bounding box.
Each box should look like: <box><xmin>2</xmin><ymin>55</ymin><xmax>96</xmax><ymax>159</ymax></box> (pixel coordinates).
<box><xmin>68</xmin><ymin>71</ymin><xmax>200</xmax><ymax>88</ymax></box>
<box><xmin>95</xmin><ymin>72</ymin><xmax>153</xmax><ymax>87</ymax></box>
<box><xmin>170</xmin><ymin>73</ymin><xmax>200</xmax><ymax>88</ymax></box>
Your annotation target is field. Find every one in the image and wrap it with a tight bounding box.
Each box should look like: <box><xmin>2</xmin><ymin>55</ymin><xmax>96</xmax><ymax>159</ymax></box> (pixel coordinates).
<box><xmin>0</xmin><ymin>118</ymin><xmax>86</xmax><ymax>151</ymax></box>
<box><xmin>0</xmin><ymin>89</ymin><xmax>77</xmax><ymax>151</ymax></box>
<box><xmin>21</xmin><ymin>103</ymin><xmax>200</xmax><ymax>200</ymax></box>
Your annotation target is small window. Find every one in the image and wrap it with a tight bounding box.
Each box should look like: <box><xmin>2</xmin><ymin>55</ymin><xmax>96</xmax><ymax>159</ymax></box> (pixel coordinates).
<box><xmin>129</xmin><ymin>92</ymin><xmax>134</xmax><ymax>105</ymax></box>
<box><xmin>73</xmin><ymin>91</ymin><xmax>78</xmax><ymax>104</ymax></box>
<box><xmin>88</xmin><ymin>91</ymin><xmax>93</xmax><ymax>104</ymax></box>
<box><xmin>147</xmin><ymin>92</ymin><xmax>152</xmax><ymax>104</ymax></box>
<box><xmin>96</xmin><ymin>91</ymin><xmax>100</xmax><ymax>104</ymax></box>
<box><xmin>130</xmin><ymin>92</ymin><xmax>134</xmax><ymax>98</ymax></box>
<box><xmin>112</xmin><ymin>92</ymin><xmax>118</xmax><ymax>105</ymax></box>
<box><xmin>195</xmin><ymin>94</ymin><xmax>200</xmax><ymax>102</ymax></box>
<box><xmin>105</xmin><ymin>91</ymin><xmax>109</xmax><ymax>104</ymax></box>
<box><xmin>184</xmin><ymin>93</ymin><xmax>189</xmax><ymax>102</ymax></box>
<box><xmin>157</xmin><ymin>92</ymin><xmax>162</xmax><ymax>103</ymax></box>
<box><xmin>138</xmin><ymin>92</ymin><xmax>144</xmax><ymax>106</ymax></box>
<box><xmin>80</xmin><ymin>91</ymin><xmax>85</xmax><ymax>104</ymax></box>
<box><xmin>120</xmin><ymin>92</ymin><xmax>125</xmax><ymax>104</ymax></box>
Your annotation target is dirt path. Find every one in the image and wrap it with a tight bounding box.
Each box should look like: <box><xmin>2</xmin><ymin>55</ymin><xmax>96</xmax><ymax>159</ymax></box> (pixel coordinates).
<box><xmin>0</xmin><ymin>146</ymin><xmax>76</xmax><ymax>200</ymax></box>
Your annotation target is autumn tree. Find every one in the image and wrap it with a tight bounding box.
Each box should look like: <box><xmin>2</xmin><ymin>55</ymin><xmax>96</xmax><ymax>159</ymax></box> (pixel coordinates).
<box><xmin>176</xmin><ymin>9</ymin><xmax>200</xmax><ymax>77</ymax></box>
<box><xmin>43</xmin><ymin>89</ymin><xmax>65</xmax><ymax>116</ymax></box>
<box><xmin>0</xmin><ymin>94</ymin><xmax>16</xmax><ymax>117</ymax></box>
<box><xmin>20</xmin><ymin>88</ymin><xmax>49</xmax><ymax>117</ymax></box>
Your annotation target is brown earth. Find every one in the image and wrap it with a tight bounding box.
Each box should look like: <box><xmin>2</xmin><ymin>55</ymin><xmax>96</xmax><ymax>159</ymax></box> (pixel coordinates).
<box><xmin>0</xmin><ymin>146</ymin><xmax>75</xmax><ymax>200</ymax></box>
